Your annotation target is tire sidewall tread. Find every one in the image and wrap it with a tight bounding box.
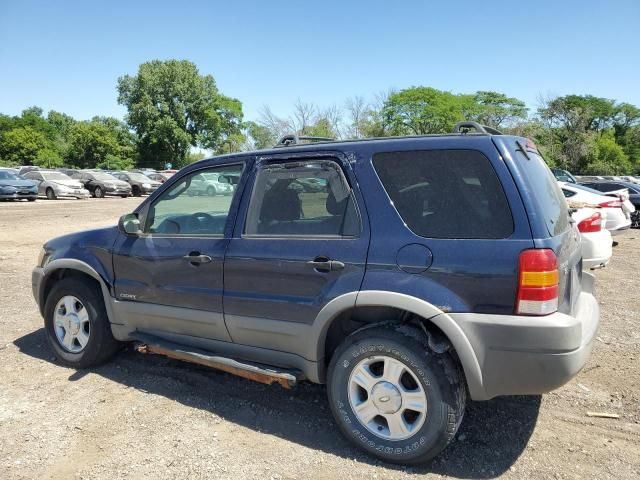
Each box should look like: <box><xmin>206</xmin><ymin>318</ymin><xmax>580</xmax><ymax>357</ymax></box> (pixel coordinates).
<box><xmin>327</xmin><ymin>324</ymin><xmax>466</xmax><ymax>465</ymax></box>
<box><xmin>44</xmin><ymin>277</ymin><xmax>119</xmax><ymax>368</ymax></box>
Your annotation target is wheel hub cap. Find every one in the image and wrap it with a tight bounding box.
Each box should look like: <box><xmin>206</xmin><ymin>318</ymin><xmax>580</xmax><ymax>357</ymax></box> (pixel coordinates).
<box><xmin>371</xmin><ymin>381</ymin><xmax>402</xmax><ymax>414</ymax></box>
<box><xmin>53</xmin><ymin>295</ymin><xmax>90</xmax><ymax>353</ymax></box>
<box><xmin>66</xmin><ymin>314</ymin><xmax>81</xmax><ymax>335</ymax></box>
<box><xmin>348</xmin><ymin>355</ymin><xmax>428</xmax><ymax>441</ymax></box>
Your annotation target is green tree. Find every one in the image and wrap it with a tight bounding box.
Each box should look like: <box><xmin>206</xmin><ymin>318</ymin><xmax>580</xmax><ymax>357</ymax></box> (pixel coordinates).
<box><xmin>470</xmin><ymin>91</ymin><xmax>528</xmax><ymax>128</ymax></box>
<box><xmin>245</xmin><ymin>121</ymin><xmax>275</xmax><ymax>149</ymax></box>
<box><xmin>96</xmin><ymin>154</ymin><xmax>134</xmax><ymax>171</ymax></box>
<box><xmin>0</xmin><ymin>126</ymin><xmax>48</xmax><ymax>165</ymax></box>
<box><xmin>303</xmin><ymin>117</ymin><xmax>336</xmax><ymax>138</ymax></box>
<box><xmin>117</xmin><ymin>59</ymin><xmax>243</xmax><ymax>168</ymax></box>
<box><xmin>583</xmin><ymin>132</ymin><xmax>632</xmax><ymax>174</ymax></box>
<box><xmin>383</xmin><ymin>87</ymin><xmax>468</xmax><ymax>135</ymax></box>
<box><xmin>66</xmin><ymin>121</ymin><xmax>122</xmax><ymax>168</ymax></box>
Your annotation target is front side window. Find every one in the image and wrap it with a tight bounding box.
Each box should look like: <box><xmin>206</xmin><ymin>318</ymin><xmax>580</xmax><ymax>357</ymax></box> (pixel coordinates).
<box><xmin>373</xmin><ymin>150</ymin><xmax>514</xmax><ymax>239</ymax></box>
<box><xmin>145</xmin><ymin>164</ymin><xmax>243</xmax><ymax>236</ymax></box>
<box><xmin>244</xmin><ymin>160</ymin><xmax>359</xmax><ymax>237</ymax></box>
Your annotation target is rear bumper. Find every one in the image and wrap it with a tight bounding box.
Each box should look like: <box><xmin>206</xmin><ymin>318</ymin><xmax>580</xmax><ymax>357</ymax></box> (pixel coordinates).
<box><xmin>449</xmin><ymin>272</ymin><xmax>599</xmax><ymax>400</ymax></box>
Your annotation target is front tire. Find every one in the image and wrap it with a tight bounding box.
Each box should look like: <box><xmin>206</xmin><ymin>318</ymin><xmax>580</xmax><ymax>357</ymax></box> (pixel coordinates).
<box><xmin>94</xmin><ymin>186</ymin><xmax>104</xmax><ymax>198</ymax></box>
<box><xmin>132</xmin><ymin>185</ymin><xmax>141</xmax><ymax>197</ymax></box>
<box><xmin>46</xmin><ymin>188</ymin><xmax>57</xmax><ymax>200</ymax></box>
<box><xmin>206</xmin><ymin>186</ymin><xmax>217</xmax><ymax>196</ymax></box>
<box><xmin>327</xmin><ymin>324</ymin><xmax>466</xmax><ymax>465</ymax></box>
<box><xmin>44</xmin><ymin>277</ymin><xmax>119</xmax><ymax>368</ymax></box>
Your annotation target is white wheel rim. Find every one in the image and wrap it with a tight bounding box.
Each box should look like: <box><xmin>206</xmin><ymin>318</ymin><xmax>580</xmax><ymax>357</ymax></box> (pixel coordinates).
<box><xmin>348</xmin><ymin>355</ymin><xmax>427</xmax><ymax>441</ymax></box>
<box><xmin>53</xmin><ymin>295</ymin><xmax>90</xmax><ymax>353</ymax></box>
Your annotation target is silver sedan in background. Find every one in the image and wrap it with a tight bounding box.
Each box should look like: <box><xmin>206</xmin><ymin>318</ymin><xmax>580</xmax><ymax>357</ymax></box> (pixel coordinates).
<box><xmin>23</xmin><ymin>170</ymin><xmax>90</xmax><ymax>200</ymax></box>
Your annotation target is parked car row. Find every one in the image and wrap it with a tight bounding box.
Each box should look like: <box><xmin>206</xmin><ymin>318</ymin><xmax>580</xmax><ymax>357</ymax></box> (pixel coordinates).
<box><xmin>0</xmin><ymin>166</ymin><xmax>235</xmax><ymax>202</ymax></box>
<box><xmin>551</xmin><ymin>168</ymin><xmax>639</xmax><ymax>271</ymax></box>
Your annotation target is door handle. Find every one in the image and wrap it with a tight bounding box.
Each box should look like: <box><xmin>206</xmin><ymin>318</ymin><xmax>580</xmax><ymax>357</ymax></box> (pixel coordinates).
<box><xmin>183</xmin><ymin>252</ymin><xmax>212</xmax><ymax>266</ymax></box>
<box><xmin>307</xmin><ymin>257</ymin><xmax>345</xmax><ymax>272</ymax></box>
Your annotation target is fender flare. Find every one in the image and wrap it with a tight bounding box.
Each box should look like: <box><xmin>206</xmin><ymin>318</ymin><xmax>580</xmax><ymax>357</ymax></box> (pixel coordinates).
<box><xmin>311</xmin><ymin>290</ymin><xmax>485</xmax><ymax>400</ymax></box>
<box><xmin>40</xmin><ymin>259</ymin><xmax>117</xmax><ymax>324</ymax></box>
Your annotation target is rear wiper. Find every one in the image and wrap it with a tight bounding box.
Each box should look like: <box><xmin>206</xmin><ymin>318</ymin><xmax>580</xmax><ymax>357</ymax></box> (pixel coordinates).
<box><xmin>514</xmin><ymin>140</ymin><xmax>531</xmax><ymax>160</ymax></box>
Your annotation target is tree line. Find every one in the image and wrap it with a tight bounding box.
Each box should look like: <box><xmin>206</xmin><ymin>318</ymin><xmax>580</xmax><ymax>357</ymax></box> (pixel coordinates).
<box><xmin>1</xmin><ymin>59</ymin><xmax>638</xmax><ymax>174</ymax></box>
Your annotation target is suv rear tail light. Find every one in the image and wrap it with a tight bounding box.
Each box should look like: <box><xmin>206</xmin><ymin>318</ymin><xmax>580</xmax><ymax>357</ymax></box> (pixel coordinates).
<box><xmin>516</xmin><ymin>249</ymin><xmax>558</xmax><ymax>316</ymax></box>
<box><xmin>577</xmin><ymin>212</ymin><xmax>602</xmax><ymax>233</ymax></box>
<box><xmin>599</xmin><ymin>200</ymin><xmax>622</xmax><ymax>208</ymax></box>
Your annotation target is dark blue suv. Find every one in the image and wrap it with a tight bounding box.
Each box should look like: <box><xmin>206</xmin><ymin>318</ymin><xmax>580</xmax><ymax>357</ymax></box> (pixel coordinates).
<box><xmin>32</xmin><ymin>123</ymin><xmax>599</xmax><ymax>464</ymax></box>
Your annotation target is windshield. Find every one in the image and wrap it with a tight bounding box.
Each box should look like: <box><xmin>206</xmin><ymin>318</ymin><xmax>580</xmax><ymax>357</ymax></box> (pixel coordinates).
<box><xmin>42</xmin><ymin>172</ymin><xmax>72</xmax><ymax>181</ymax></box>
<box><xmin>128</xmin><ymin>173</ymin><xmax>152</xmax><ymax>182</ymax></box>
<box><xmin>92</xmin><ymin>172</ymin><xmax>118</xmax><ymax>181</ymax></box>
<box><xmin>572</xmin><ymin>183</ymin><xmax>612</xmax><ymax>196</ymax></box>
<box><xmin>0</xmin><ymin>171</ymin><xmax>19</xmax><ymax>180</ymax></box>
<box><xmin>201</xmin><ymin>173</ymin><xmax>220</xmax><ymax>181</ymax></box>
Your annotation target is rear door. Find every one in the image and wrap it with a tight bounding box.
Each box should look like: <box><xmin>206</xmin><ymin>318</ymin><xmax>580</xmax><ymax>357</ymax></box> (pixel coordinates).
<box><xmin>493</xmin><ymin>137</ymin><xmax>582</xmax><ymax>314</ymax></box>
<box><xmin>223</xmin><ymin>154</ymin><xmax>369</xmax><ymax>360</ymax></box>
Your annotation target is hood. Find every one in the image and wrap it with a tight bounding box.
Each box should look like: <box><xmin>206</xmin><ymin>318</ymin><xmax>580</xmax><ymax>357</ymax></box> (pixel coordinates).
<box><xmin>110</xmin><ymin>179</ymin><xmax>131</xmax><ymax>188</ymax></box>
<box><xmin>0</xmin><ymin>178</ymin><xmax>37</xmax><ymax>188</ymax></box>
<box><xmin>45</xmin><ymin>226</ymin><xmax>120</xmax><ymax>255</ymax></box>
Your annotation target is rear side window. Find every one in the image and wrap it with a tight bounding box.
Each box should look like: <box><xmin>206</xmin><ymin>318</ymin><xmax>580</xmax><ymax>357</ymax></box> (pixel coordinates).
<box><xmin>373</xmin><ymin>150</ymin><xmax>513</xmax><ymax>239</ymax></box>
<box><xmin>245</xmin><ymin>160</ymin><xmax>360</xmax><ymax>237</ymax></box>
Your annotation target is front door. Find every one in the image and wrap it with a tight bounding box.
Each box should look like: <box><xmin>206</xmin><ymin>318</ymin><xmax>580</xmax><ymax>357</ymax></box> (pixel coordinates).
<box><xmin>223</xmin><ymin>156</ymin><xmax>369</xmax><ymax>361</ymax></box>
<box><xmin>112</xmin><ymin>162</ymin><xmax>245</xmax><ymax>341</ymax></box>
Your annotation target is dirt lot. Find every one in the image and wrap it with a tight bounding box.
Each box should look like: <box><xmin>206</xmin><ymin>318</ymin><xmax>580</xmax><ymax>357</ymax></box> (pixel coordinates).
<box><xmin>1</xmin><ymin>198</ymin><xmax>639</xmax><ymax>480</ymax></box>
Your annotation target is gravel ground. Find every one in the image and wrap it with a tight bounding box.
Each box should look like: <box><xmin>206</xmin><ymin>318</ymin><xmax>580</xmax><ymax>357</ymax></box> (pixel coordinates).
<box><xmin>0</xmin><ymin>197</ymin><xmax>639</xmax><ymax>480</ymax></box>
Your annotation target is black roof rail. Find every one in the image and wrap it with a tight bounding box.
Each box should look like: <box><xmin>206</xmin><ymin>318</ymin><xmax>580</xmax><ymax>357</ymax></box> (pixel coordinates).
<box><xmin>274</xmin><ymin>134</ymin><xmax>336</xmax><ymax>148</ymax></box>
<box><xmin>452</xmin><ymin>121</ymin><xmax>503</xmax><ymax>135</ymax></box>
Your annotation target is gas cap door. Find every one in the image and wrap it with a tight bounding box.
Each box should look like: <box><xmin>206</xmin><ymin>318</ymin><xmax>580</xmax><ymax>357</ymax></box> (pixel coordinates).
<box><xmin>396</xmin><ymin>243</ymin><xmax>433</xmax><ymax>274</ymax></box>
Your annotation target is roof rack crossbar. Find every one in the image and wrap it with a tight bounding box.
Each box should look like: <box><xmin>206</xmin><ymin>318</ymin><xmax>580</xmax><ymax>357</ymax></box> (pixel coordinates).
<box><xmin>452</xmin><ymin>121</ymin><xmax>503</xmax><ymax>135</ymax></box>
<box><xmin>274</xmin><ymin>134</ymin><xmax>335</xmax><ymax>148</ymax></box>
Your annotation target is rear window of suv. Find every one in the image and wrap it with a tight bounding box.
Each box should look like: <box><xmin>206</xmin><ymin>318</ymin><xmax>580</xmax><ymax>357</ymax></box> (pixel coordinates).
<box><xmin>373</xmin><ymin>149</ymin><xmax>513</xmax><ymax>239</ymax></box>
<box><xmin>512</xmin><ymin>147</ymin><xmax>568</xmax><ymax>236</ymax></box>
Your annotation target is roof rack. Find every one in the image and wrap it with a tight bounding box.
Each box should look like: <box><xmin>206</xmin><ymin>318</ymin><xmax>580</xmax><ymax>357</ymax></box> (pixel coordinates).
<box><xmin>452</xmin><ymin>121</ymin><xmax>503</xmax><ymax>135</ymax></box>
<box><xmin>274</xmin><ymin>134</ymin><xmax>335</xmax><ymax>148</ymax></box>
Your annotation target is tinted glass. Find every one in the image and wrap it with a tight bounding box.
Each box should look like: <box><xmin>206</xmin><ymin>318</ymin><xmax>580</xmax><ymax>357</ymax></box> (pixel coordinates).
<box><xmin>589</xmin><ymin>183</ymin><xmax>624</xmax><ymax>192</ymax></box>
<box><xmin>373</xmin><ymin>150</ymin><xmax>513</xmax><ymax>239</ymax></box>
<box><xmin>146</xmin><ymin>164</ymin><xmax>243</xmax><ymax>235</ymax></box>
<box><xmin>512</xmin><ymin>150</ymin><xmax>568</xmax><ymax>236</ymax></box>
<box><xmin>562</xmin><ymin>188</ymin><xmax>576</xmax><ymax>198</ymax></box>
<box><xmin>41</xmin><ymin>172</ymin><xmax>71</xmax><ymax>181</ymax></box>
<box><xmin>91</xmin><ymin>172</ymin><xmax>117</xmax><ymax>181</ymax></box>
<box><xmin>245</xmin><ymin>160</ymin><xmax>359</xmax><ymax>237</ymax></box>
<box><xmin>573</xmin><ymin>183</ymin><xmax>610</xmax><ymax>196</ymax></box>
<box><xmin>0</xmin><ymin>171</ymin><xmax>18</xmax><ymax>180</ymax></box>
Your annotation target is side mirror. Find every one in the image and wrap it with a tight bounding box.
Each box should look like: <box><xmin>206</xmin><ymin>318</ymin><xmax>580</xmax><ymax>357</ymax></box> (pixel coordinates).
<box><xmin>118</xmin><ymin>213</ymin><xmax>142</xmax><ymax>236</ymax></box>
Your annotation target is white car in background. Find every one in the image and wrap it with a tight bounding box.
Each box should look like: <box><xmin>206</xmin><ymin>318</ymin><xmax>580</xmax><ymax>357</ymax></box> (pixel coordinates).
<box><xmin>572</xmin><ymin>208</ymin><xmax>612</xmax><ymax>270</ymax></box>
<box><xmin>560</xmin><ymin>182</ymin><xmax>631</xmax><ymax>235</ymax></box>
<box><xmin>23</xmin><ymin>170</ymin><xmax>90</xmax><ymax>200</ymax></box>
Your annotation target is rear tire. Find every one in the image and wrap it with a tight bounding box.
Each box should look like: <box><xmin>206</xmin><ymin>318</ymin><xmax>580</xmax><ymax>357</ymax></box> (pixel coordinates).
<box><xmin>94</xmin><ymin>186</ymin><xmax>104</xmax><ymax>198</ymax></box>
<box><xmin>327</xmin><ymin>323</ymin><xmax>466</xmax><ymax>465</ymax></box>
<box><xmin>132</xmin><ymin>185</ymin><xmax>141</xmax><ymax>197</ymax></box>
<box><xmin>44</xmin><ymin>277</ymin><xmax>120</xmax><ymax>368</ymax></box>
<box><xmin>27</xmin><ymin>198</ymin><xmax>36</xmax><ymax>202</ymax></box>
<box><xmin>46</xmin><ymin>188</ymin><xmax>56</xmax><ymax>200</ymax></box>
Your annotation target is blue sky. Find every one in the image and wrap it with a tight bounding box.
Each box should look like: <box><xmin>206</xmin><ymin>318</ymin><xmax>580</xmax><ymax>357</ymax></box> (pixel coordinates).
<box><xmin>1</xmin><ymin>0</ymin><xmax>638</xmax><ymax>123</ymax></box>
